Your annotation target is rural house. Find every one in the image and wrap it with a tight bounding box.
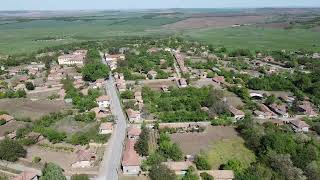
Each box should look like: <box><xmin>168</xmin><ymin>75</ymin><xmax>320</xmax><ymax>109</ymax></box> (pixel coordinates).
<box><xmin>212</xmin><ymin>76</ymin><xmax>225</xmax><ymax>85</ymax></box>
<box><xmin>162</xmin><ymin>161</ymin><xmax>194</xmax><ymax>175</ymax></box>
<box><xmin>147</xmin><ymin>70</ymin><xmax>157</xmax><ymax>80</ymax></box>
<box><xmin>122</xmin><ymin>139</ymin><xmax>141</xmax><ymax>175</ymax></box>
<box><xmin>227</xmin><ymin>105</ymin><xmax>245</xmax><ymax>120</ymax></box>
<box><xmin>58</xmin><ymin>50</ymin><xmax>87</xmax><ymax>66</ymax></box>
<box><xmin>290</xmin><ymin>119</ymin><xmax>310</xmax><ymax>133</ymax></box>
<box><xmin>0</xmin><ymin>114</ymin><xmax>15</xmax><ymax>123</ymax></box>
<box><xmin>71</xmin><ymin>149</ymin><xmax>96</xmax><ymax>168</ymax></box>
<box><xmin>96</xmin><ymin>95</ymin><xmax>111</xmax><ymax>108</ymax></box>
<box><xmin>91</xmin><ymin>107</ymin><xmax>110</xmax><ymax>119</ymax></box>
<box><xmin>178</xmin><ymin>78</ymin><xmax>188</xmax><ymax>88</ymax></box>
<box><xmin>13</xmin><ymin>171</ymin><xmax>40</xmax><ymax>180</ymax></box>
<box><xmin>298</xmin><ymin>101</ymin><xmax>317</xmax><ymax>117</ymax></box>
<box><xmin>99</xmin><ymin>122</ymin><xmax>113</xmax><ymax>134</ymax></box>
<box><xmin>127</xmin><ymin>126</ymin><xmax>141</xmax><ymax>139</ymax></box>
<box><xmin>126</xmin><ymin>109</ymin><xmax>141</xmax><ymax>123</ymax></box>
<box><xmin>269</xmin><ymin>103</ymin><xmax>289</xmax><ymax>118</ymax></box>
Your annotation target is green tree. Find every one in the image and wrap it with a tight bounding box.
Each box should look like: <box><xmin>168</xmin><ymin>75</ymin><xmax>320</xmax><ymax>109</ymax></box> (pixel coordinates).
<box><xmin>25</xmin><ymin>82</ymin><xmax>35</xmax><ymax>90</ymax></box>
<box><xmin>200</xmin><ymin>172</ymin><xmax>214</xmax><ymax>180</ymax></box>
<box><xmin>135</xmin><ymin>123</ymin><xmax>150</xmax><ymax>156</ymax></box>
<box><xmin>182</xmin><ymin>166</ymin><xmax>199</xmax><ymax>180</ymax></box>
<box><xmin>149</xmin><ymin>164</ymin><xmax>176</xmax><ymax>180</ymax></box>
<box><xmin>82</xmin><ymin>63</ymin><xmax>109</xmax><ymax>82</ymax></box>
<box><xmin>0</xmin><ymin>139</ymin><xmax>26</xmax><ymax>162</ymax></box>
<box><xmin>41</xmin><ymin>163</ymin><xmax>66</xmax><ymax>180</ymax></box>
<box><xmin>223</xmin><ymin>159</ymin><xmax>246</xmax><ymax>174</ymax></box>
<box><xmin>194</xmin><ymin>154</ymin><xmax>212</xmax><ymax>170</ymax></box>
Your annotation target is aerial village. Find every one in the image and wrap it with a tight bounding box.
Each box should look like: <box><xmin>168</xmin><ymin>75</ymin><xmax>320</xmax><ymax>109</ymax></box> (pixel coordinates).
<box><xmin>0</xmin><ymin>37</ymin><xmax>319</xmax><ymax>180</ymax></box>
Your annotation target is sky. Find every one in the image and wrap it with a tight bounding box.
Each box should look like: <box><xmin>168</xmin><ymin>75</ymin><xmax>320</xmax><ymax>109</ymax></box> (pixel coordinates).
<box><xmin>1</xmin><ymin>0</ymin><xmax>320</xmax><ymax>10</ymax></box>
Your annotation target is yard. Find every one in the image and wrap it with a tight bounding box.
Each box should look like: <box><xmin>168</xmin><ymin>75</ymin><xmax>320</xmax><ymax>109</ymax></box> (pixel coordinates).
<box><xmin>0</xmin><ymin>98</ymin><xmax>71</xmax><ymax>120</ymax></box>
<box><xmin>139</xmin><ymin>79</ymin><xmax>178</xmax><ymax>91</ymax></box>
<box><xmin>170</xmin><ymin>126</ymin><xmax>255</xmax><ymax>169</ymax></box>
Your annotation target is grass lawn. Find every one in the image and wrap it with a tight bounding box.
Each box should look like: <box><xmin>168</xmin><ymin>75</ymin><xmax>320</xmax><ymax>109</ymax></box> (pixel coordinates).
<box><xmin>205</xmin><ymin>137</ymin><xmax>256</xmax><ymax>169</ymax></box>
<box><xmin>184</xmin><ymin>26</ymin><xmax>320</xmax><ymax>51</ymax></box>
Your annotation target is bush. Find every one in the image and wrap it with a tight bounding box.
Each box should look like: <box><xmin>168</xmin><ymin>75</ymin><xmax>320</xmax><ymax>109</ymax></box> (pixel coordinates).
<box><xmin>71</xmin><ymin>174</ymin><xmax>89</xmax><ymax>180</ymax></box>
<box><xmin>120</xmin><ymin>90</ymin><xmax>134</xmax><ymax>99</ymax></box>
<box><xmin>0</xmin><ymin>119</ymin><xmax>6</xmax><ymax>126</ymax></box>
<box><xmin>149</xmin><ymin>164</ymin><xmax>176</xmax><ymax>180</ymax></box>
<box><xmin>25</xmin><ymin>82</ymin><xmax>35</xmax><ymax>90</ymax></box>
<box><xmin>41</xmin><ymin>163</ymin><xmax>66</xmax><ymax>180</ymax></box>
<box><xmin>41</xmin><ymin>129</ymin><xmax>66</xmax><ymax>143</ymax></box>
<box><xmin>74</xmin><ymin>112</ymin><xmax>96</xmax><ymax>122</ymax></box>
<box><xmin>0</xmin><ymin>139</ymin><xmax>26</xmax><ymax>162</ymax></box>
<box><xmin>200</xmin><ymin>172</ymin><xmax>214</xmax><ymax>180</ymax></box>
<box><xmin>194</xmin><ymin>154</ymin><xmax>212</xmax><ymax>170</ymax></box>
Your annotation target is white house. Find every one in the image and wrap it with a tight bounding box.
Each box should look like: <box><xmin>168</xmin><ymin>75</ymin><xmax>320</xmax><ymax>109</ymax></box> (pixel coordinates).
<box><xmin>96</xmin><ymin>95</ymin><xmax>111</xmax><ymax>108</ymax></box>
<box><xmin>58</xmin><ymin>50</ymin><xmax>87</xmax><ymax>66</ymax></box>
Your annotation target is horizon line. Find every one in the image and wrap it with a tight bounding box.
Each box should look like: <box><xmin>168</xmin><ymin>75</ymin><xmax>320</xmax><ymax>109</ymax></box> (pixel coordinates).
<box><xmin>1</xmin><ymin>6</ymin><xmax>320</xmax><ymax>11</ymax></box>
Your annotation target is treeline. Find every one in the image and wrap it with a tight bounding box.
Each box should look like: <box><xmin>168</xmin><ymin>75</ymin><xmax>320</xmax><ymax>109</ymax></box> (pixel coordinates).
<box><xmin>234</xmin><ymin>117</ymin><xmax>320</xmax><ymax>180</ymax></box>
<box><xmin>247</xmin><ymin>72</ymin><xmax>320</xmax><ymax>105</ymax></box>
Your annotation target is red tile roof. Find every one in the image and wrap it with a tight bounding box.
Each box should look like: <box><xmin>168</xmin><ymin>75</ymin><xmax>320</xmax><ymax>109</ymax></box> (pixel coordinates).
<box><xmin>96</xmin><ymin>95</ymin><xmax>110</xmax><ymax>102</ymax></box>
<box><xmin>0</xmin><ymin>114</ymin><xmax>14</xmax><ymax>122</ymax></box>
<box><xmin>122</xmin><ymin>139</ymin><xmax>140</xmax><ymax>166</ymax></box>
<box><xmin>127</xmin><ymin>126</ymin><xmax>141</xmax><ymax>137</ymax></box>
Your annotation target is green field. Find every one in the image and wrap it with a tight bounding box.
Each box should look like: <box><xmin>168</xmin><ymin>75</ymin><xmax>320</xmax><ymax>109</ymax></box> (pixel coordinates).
<box><xmin>184</xmin><ymin>26</ymin><xmax>320</xmax><ymax>51</ymax></box>
<box><xmin>0</xmin><ymin>9</ymin><xmax>320</xmax><ymax>55</ymax></box>
<box><xmin>205</xmin><ymin>137</ymin><xmax>256</xmax><ymax>169</ymax></box>
<box><xmin>0</xmin><ymin>16</ymin><xmax>179</xmax><ymax>54</ymax></box>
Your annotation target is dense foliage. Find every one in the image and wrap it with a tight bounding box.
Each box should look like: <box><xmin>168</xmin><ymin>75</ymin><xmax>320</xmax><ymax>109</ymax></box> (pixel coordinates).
<box><xmin>40</xmin><ymin>163</ymin><xmax>66</xmax><ymax>180</ymax></box>
<box><xmin>143</xmin><ymin>86</ymin><xmax>227</xmax><ymax>122</ymax></box>
<box><xmin>135</xmin><ymin>124</ymin><xmax>150</xmax><ymax>156</ymax></box>
<box><xmin>149</xmin><ymin>164</ymin><xmax>176</xmax><ymax>180</ymax></box>
<box><xmin>0</xmin><ymin>139</ymin><xmax>26</xmax><ymax>162</ymax></box>
<box><xmin>235</xmin><ymin>117</ymin><xmax>320</xmax><ymax>180</ymax></box>
<box><xmin>157</xmin><ymin>132</ymin><xmax>183</xmax><ymax>161</ymax></box>
<box><xmin>62</xmin><ymin>77</ymin><xmax>100</xmax><ymax>111</ymax></box>
<box><xmin>82</xmin><ymin>49</ymin><xmax>109</xmax><ymax>81</ymax></box>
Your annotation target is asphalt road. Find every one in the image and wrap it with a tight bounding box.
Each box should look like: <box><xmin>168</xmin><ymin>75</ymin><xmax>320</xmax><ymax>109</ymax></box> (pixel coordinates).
<box><xmin>97</xmin><ymin>59</ymin><xmax>127</xmax><ymax>180</ymax></box>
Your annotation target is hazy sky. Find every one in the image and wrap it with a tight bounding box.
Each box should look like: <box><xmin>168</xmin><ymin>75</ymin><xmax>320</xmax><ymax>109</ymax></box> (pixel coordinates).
<box><xmin>1</xmin><ymin>0</ymin><xmax>320</xmax><ymax>10</ymax></box>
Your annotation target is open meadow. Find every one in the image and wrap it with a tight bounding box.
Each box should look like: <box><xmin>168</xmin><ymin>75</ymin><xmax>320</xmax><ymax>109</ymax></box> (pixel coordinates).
<box><xmin>0</xmin><ymin>9</ymin><xmax>320</xmax><ymax>55</ymax></box>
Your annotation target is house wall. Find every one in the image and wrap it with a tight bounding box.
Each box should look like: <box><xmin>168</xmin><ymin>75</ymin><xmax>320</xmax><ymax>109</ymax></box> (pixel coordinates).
<box><xmin>98</xmin><ymin>101</ymin><xmax>110</xmax><ymax>108</ymax></box>
<box><xmin>71</xmin><ymin>161</ymin><xmax>91</xmax><ymax>168</ymax></box>
<box><xmin>122</xmin><ymin>165</ymin><xmax>140</xmax><ymax>175</ymax></box>
<box><xmin>100</xmin><ymin>129</ymin><xmax>112</xmax><ymax>134</ymax></box>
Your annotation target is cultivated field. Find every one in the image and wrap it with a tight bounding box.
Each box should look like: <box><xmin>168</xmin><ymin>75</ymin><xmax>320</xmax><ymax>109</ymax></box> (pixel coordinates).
<box><xmin>170</xmin><ymin>126</ymin><xmax>239</xmax><ymax>155</ymax></box>
<box><xmin>0</xmin><ymin>99</ymin><xmax>70</xmax><ymax>120</ymax></box>
<box><xmin>184</xmin><ymin>26</ymin><xmax>320</xmax><ymax>51</ymax></box>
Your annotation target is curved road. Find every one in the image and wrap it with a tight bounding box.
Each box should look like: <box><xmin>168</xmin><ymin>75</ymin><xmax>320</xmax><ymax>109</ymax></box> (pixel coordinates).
<box><xmin>97</xmin><ymin>59</ymin><xmax>127</xmax><ymax>180</ymax></box>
